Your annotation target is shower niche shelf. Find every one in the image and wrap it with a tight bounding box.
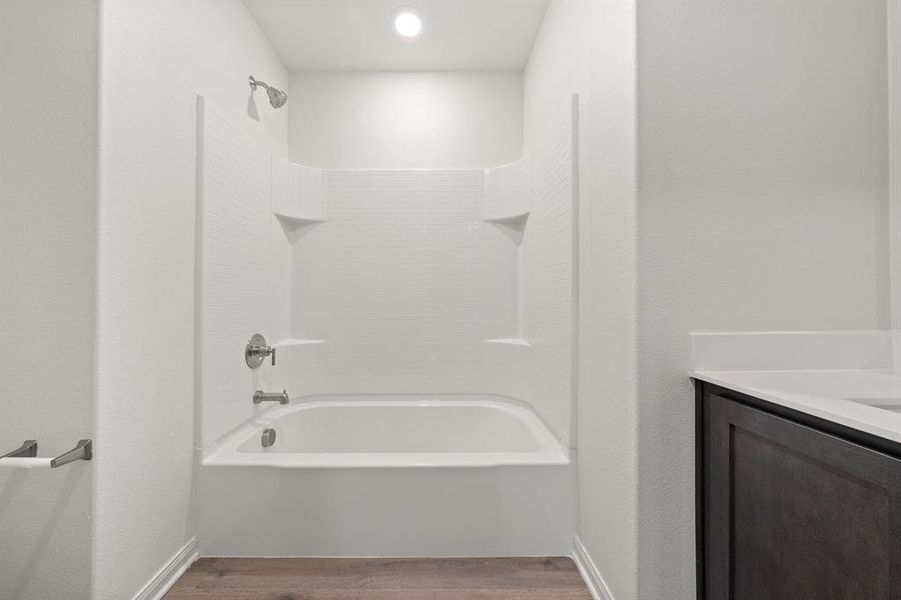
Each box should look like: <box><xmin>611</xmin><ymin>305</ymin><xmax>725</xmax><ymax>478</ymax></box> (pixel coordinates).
<box><xmin>274</xmin><ymin>211</ymin><xmax>326</xmax><ymax>232</ymax></box>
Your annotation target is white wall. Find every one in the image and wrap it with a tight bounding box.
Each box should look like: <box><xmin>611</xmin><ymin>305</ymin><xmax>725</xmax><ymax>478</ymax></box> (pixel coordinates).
<box><xmin>288</xmin><ymin>72</ymin><xmax>522</xmax><ymax>169</ymax></box>
<box><xmin>292</xmin><ymin>169</ymin><xmax>492</xmax><ymax>395</ymax></box>
<box><xmin>95</xmin><ymin>1</ymin><xmax>288</xmax><ymax>598</ymax></box>
<box><xmin>524</xmin><ymin>1</ymin><xmax>639</xmax><ymax>598</ymax></box>
<box><xmin>0</xmin><ymin>2</ymin><xmax>99</xmax><ymax>599</ymax></box>
<box><xmin>637</xmin><ymin>1</ymin><xmax>889</xmax><ymax>598</ymax></box>
<box><xmin>891</xmin><ymin>0</ymin><xmax>901</xmax><ymax>329</ymax></box>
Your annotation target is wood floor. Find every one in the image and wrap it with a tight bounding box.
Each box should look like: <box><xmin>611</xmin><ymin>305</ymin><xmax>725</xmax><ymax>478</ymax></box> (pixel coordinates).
<box><xmin>164</xmin><ymin>557</ymin><xmax>593</xmax><ymax>600</ymax></box>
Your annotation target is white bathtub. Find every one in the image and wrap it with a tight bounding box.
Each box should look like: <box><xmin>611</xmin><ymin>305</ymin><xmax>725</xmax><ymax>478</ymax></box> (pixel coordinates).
<box><xmin>198</xmin><ymin>394</ymin><xmax>576</xmax><ymax>557</ymax></box>
<box><xmin>202</xmin><ymin>395</ymin><xmax>568</xmax><ymax>468</ymax></box>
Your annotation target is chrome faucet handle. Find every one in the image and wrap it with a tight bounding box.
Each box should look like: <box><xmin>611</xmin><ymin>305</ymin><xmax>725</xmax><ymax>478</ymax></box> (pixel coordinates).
<box><xmin>245</xmin><ymin>333</ymin><xmax>275</xmax><ymax>369</ymax></box>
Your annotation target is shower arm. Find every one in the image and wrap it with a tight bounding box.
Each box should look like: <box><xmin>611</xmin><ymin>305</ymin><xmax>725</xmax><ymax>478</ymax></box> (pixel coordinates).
<box><xmin>249</xmin><ymin>76</ymin><xmax>271</xmax><ymax>91</ymax></box>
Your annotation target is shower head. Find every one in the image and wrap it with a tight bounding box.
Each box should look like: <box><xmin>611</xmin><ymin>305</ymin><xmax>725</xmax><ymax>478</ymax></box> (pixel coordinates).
<box><xmin>266</xmin><ymin>87</ymin><xmax>288</xmax><ymax>109</ymax></box>
<box><xmin>249</xmin><ymin>76</ymin><xmax>288</xmax><ymax>109</ymax></box>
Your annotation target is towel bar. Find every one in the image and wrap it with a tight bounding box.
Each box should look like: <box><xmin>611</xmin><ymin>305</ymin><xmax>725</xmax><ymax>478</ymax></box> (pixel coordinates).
<box><xmin>0</xmin><ymin>439</ymin><xmax>92</xmax><ymax>467</ymax></box>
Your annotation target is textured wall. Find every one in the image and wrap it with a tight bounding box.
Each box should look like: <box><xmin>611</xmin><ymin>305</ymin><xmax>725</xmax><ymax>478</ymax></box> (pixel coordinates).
<box><xmin>484</xmin><ymin>159</ymin><xmax>531</xmax><ymax>221</ymax></box>
<box><xmin>524</xmin><ymin>1</ymin><xmax>640</xmax><ymax>598</ymax></box>
<box><xmin>891</xmin><ymin>0</ymin><xmax>901</xmax><ymax>329</ymax></box>
<box><xmin>199</xmin><ymin>100</ymin><xmax>275</xmax><ymax>447</ymax></box>
<box><xmin>291</xmin><ymin>170</ymin><xmax>489</xmax><ymax>394</ymax></box>
<box><xmin>202</xmin><ymin>102</ymin><xmax>576</xmax><ymax>448</ymax></box>
<box><xmin>284</xmin><ymin>109</ymin><xmax>574</xmax><ymax>444</ymax></box>
<box><xmin>0</xmin><ymin>2</ymin><xmax>99</xmax><ymax>598</ymax></box>
<box><xmin>637</xmin><ymin>1</ymin><xmax>889</xmax><ymax>598</ymax></box>
<box><xmin>288</xmin><ymin>72</ymin><xmax>523</xmax><ymax>169</ymax></box>
<box><xmin>522</xmin><ymin>102</ymin><xmax>577</xmax><ymax>444</ymax></box>
<box><xmin>270</xmin><ymin>159</ymin><xmax>327</xmax><ymax>345</ymax></box>
<box><xmin>95</xmin><ymin>1</ymin><xmax>289</xmax><ymax>598</ymax></box>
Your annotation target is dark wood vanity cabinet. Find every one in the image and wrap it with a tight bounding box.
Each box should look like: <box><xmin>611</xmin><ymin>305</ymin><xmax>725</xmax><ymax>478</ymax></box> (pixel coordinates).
<box><xmin>696</xmin><ymin>382</ymin><xmax>901</xmax><ymax>600</ymax></box>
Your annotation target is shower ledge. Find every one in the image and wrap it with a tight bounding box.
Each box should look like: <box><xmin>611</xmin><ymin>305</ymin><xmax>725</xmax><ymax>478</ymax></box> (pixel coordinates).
<box><xmin>482</xmin><ymin>210</ymin><xmax>530</xmax><ymax>228</ymax></box>
<box><xmin>274</xmin><ymin>211</ymin><xmax>326</xmax><ymax>231</ymax></box>
<box><xmin>484</xmin><ymin>338</ymin><xmax>531</xmax><ymax>348</ymax></box>
<box><xmin>274</xmin><ymin>338</ymin><xmax>327</xmax><ymax>348</ymax></box>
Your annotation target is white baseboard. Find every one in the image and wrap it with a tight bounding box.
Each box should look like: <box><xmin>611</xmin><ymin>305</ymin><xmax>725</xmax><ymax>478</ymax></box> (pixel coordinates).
<box><xmin>132</xmin><ymin>537</ymin><xmax>198</xmax><ymax>600</ymax></box>
<box><xmin>573</xmin><ymin>536</ymin><xmax>615</xmax><ymax>600</ymax></box>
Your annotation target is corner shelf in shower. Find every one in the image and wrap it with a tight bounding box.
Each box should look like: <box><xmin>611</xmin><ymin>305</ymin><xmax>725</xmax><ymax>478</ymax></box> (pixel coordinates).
<box><xmin>274</xmin><ymin>211</ymin><xmax>326</xmax><ymax>232</ymax></box>
<box><xmin>483</xmin><ymin>338</ymin><xmax>531</xmax><ymax>348</ymax></box>
<box><xmin>482</xmin><ymin>210</ymin><xmax>530</xmax><ymax>229</ymax></box>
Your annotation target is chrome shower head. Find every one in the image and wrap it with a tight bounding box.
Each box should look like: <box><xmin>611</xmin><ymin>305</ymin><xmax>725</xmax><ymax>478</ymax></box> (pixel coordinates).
<box><xmin>266</xmin><ymin>86</ymin><xmax>288</xmax><ymax>109</ymax></box>
<box><xmin>249</xmin><ymin>76</ymin><xmax>288</xmax><ymax>109</ymax></box>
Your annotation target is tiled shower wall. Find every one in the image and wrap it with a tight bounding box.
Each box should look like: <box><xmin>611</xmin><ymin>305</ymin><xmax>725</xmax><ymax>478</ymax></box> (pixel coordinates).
<box><xmin>484</xmin><ymin>158</ymin><xmax>531</xmax><ymax>220</ymax></box>
<box><xmin>199</xmin><ymin>96</ymin><xmax>576</xmax><ymax>449</ymax></box>
<box><xmin>199</xmin><ymin>99</ymin><xmax>272</xmax><ymax>447</ymax></box>
<box><xmin>523</xmin><ymin>100</ymin><xmax>577</xmax><ymax>445</ymax></box>
<box><xmin>317</xmin><ymin>170</ymin><xmax>486</xmax><ymax>391</ymax></box>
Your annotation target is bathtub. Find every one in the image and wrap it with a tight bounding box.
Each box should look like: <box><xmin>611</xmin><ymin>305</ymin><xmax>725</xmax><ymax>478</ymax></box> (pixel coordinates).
<box><xmin>199</xmin><ymin>394</ymin><xmax>576</xmax><ymax>557</ymax></box>
<box><xmin>202</xmin><ymin>395</ymin><xmax>568</xmax><ymax>468</ymax></box>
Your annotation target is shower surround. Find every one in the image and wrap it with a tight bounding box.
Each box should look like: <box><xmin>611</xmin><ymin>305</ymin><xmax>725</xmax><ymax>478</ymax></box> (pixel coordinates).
<box><xmin>196</xmin><ymin>94</ymin><xmax>578</xmax><ymax>556</ymax></box>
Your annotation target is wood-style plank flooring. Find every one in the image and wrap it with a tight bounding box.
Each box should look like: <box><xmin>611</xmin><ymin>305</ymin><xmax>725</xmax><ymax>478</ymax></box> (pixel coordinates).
<box><xmin>164</xmin><ymin>557</ymin><xmax>593</xmax><ymax>599</ymax></box>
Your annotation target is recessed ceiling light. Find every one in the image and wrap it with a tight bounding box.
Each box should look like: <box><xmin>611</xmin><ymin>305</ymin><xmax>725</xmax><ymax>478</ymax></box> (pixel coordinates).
<box><xmin>394</xmin><ymin>9</ymin><xmax>422</xmax><ymax>37</ymax></box>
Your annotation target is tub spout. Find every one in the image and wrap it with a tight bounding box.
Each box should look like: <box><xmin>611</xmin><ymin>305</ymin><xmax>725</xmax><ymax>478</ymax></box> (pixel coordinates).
<box><xmin>253</xmin><ymin>390</ymin><xmax>289</xmax><ymax>405</ymax></box>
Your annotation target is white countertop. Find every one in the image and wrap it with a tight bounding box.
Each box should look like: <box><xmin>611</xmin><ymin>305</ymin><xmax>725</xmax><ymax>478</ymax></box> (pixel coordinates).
<box><xmin>692</xmin><ymin>369</ymin><xmax>901</xmax><ymax>445</ymax></box>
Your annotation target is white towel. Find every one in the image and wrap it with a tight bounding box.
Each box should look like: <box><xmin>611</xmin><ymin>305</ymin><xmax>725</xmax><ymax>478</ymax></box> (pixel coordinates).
<box><xmin>0</xmin><ymin>457</ymin><xmax>52</xmax><ymax>469</ymax></box>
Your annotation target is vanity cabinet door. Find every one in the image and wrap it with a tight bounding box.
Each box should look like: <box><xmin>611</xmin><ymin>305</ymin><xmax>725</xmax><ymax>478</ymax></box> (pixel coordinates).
<box><xmin>702</xmin><ymin>393</ymin><xmax>901</xmax><ymax>600</ymax></box>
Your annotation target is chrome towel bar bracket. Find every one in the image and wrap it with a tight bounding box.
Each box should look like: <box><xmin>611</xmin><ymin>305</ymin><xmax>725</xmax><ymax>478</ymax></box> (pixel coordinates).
<box><xmin>51</xmin><ymin>439</ymin><xmax>92</xmax><ymax>468</ymax></box>
<box><xmin>0</xmin><ymin>439</ymin><xmax>37</xmax><ymax>459</ymax></box>
<box><xmin>0</xmin><ymin>439</ymin><xmax>92</xmax><ymax>468</ymax></box>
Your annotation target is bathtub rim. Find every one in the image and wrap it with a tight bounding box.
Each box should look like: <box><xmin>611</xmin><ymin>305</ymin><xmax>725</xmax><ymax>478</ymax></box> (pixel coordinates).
<box><xmin>201</xmin><ymin>393</ymin><xmax>570</xmax><ymax>469</ymax></box>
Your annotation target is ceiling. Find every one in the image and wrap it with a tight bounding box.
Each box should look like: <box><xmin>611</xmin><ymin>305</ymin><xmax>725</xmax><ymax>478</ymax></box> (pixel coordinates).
<box><xmin>243</xmin><ymin>0</ymin><xmax>550</xmax><ymax>72</ymax></box>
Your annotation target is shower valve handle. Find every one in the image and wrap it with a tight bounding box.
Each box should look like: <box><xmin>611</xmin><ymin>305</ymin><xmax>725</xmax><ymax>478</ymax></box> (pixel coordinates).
<box><xmin>257</xmin><ymin>345</ymin><xmax>276</xmax><ymax>366</ymax></box>
<box><xmin>245</xmin><ymin>334</ymin><xmax>276</xmax><ymax>368</ymax></box>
